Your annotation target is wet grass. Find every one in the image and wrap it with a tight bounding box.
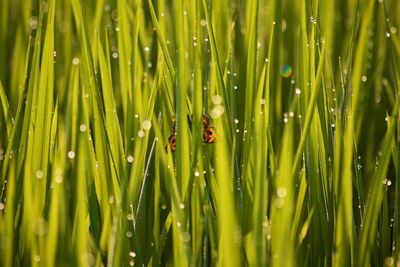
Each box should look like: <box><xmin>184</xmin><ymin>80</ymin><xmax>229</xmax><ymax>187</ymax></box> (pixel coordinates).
<box><xmin>0</xmin><ymin>0</ymin><xmax>400</xmax><ymax>266</ymax></box>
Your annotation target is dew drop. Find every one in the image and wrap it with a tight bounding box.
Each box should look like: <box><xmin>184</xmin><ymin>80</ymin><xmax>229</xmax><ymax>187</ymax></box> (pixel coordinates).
<box><xmin>129</xmin><ymin>251</ymin><xmax>136</xmax><ymax>258</ymax></box>
<box><xmin>211</xmin><ymin>95</ymin><xmax>223</xmax><ymax>105</ymax></box>
<box><xmin>80</xmin><ymin>252</ymin><xmax>95</xmax><ymax>267</ymax></box>
<box><xmin>55</xmin><ymin>175</ymin><xmax>63</xmax><ymax>183</ymax></box>
<box><xmin>138</xmin><ymin>130</ymin><xmax>145</xmax><ymax>138</ymax></box>
<box><xmin>36</xmin><ymin>170</ymin><xmax>44</xmax><ymax>179</ymax></box>
<box><xmin>29</xmin><ymin>17</ymin><xmax>39</xmax><ymax>29</ymax></box>
<box><xmin>384</xmin><ymin>257</ymin><xmax>393</xmax><ymax>266</ymax></box>
<box><xmin>373</xmin><ymin>93</ymin><xmax>381</xmax><ymax>103</ymax></box>
<box><xmin>72</xmin><ymin>57</ymin><xmax>80</xmax><ymax>65</ymax></box>
<box><xmin>277</xmin><ymin>187</ymin><xmax>287</xmax><ymax>198</ymax></box>
<box><xmin>34</xmin><ymin>255</ymin><xmax>41</xmax><ymax>262</ymax></box>
<box><xmin>274</xmin><ymin>198</ymin><xmax>284</xmax><ymax>208</ymax></box>
<box><xmin>181</xmin><ymin>232</ymin><xmax>191</xmax><ymax>242</ymax></box>
<box><xmin>280</xmin><ymin>64</ymin><xmax>292</xmax><ymax>77</ymax></box>
<box><xmin>32</xmin><ymin>217</ymin><xmax>48</xmax><ymax>236</ymax></box>
<box><xmin>68</xmin><ymin>151</ymin><xmax>75</xmax><ymax>159</ymax></box>
<box><xmin>142</xmin><ymin>120</ymin><xmax>152</xmax><ymax>130</ymax></box>
<box><xmin>210</xmin><ymin>105</ymin><xmax>225</xmax><ymax>118</ymax></box>
<box><xmin>79</xmin><ymin>124</ymin><xmax>87</xmax><ymax>132</ymax></box>
<box><xmin>127</xmin><ymin>155</ymin><xmax>134</xmax><ymax>163</ymax></box>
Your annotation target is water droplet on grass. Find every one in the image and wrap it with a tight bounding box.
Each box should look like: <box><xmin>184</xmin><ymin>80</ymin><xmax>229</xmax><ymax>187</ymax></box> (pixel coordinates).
<box><xmin>80</xmin><ymin>252</ymin><xmax>95</xmax><ymax>267</ymax></box>
<box><xmin>138</xmin><ymin>130</ymin><xmax>145</xmax><ymax>138</ymax></box>
<box><xmin>68</xmin><ymin>151</ymin><xmax>75</xmax><ymax>159</ymax></box>
<box><xmin>280</xmin><ymin>64</ymin><xmax>292</xmax><ymax>78</ymax></box>
<box><xmin>181</xmin><ymin>232</ymin><xmax>191</xmax><ymax>242</ymax></box>
<box><xmin>142</xmin><ymin>120</ymin><xmax>152</xmax><ymax>130</ymax></box>
<box><xmin>36</xmin><ymin>170</ymin><xmax>44</xmax><ymax>179</ymax></box>
<box><xmin>79</xmin><ymin>124</ymin><xmax>87</xmax><ymax>132</ymax></box>
<box><xmin>210</xmin><ymin>105</ymin><xmax>225</xmax><ymax>118</ymax></box>
<box><xmin>29</xmin><ymin>17</ymin><xmax>38</xmax><ymax>29</ymax></box>
<box><xmin>34</xmin><ymin>255</ymin><xmax>41</xmax><ymax>262</ymax></box>
<box><xmin>129</xmin><ymin>251</ymin><xmax>136</xmax><ymax>258</ymax></box>
<box><xmin>55</xmin><ymin>175</ymin><xmax>63</xmax><ymax>183</ymax></box>
<box><xmin>274</xmin><ymin>198</ymin><xmax>284</xmax><ymax>208</ymax></box>
<box><xmin>277</xmin><ymin>187</ymin><xmax>287</xmax><ymax>198</ymax></box>
<box><xmin>32</xmin><ymin>217</ymin><xmax>48</xmax><ymax>236</ymax></box>
<box><xmin>212</xmin><ymin>95</ymin><xmax>223</xmax><ymax>105</ymax></box>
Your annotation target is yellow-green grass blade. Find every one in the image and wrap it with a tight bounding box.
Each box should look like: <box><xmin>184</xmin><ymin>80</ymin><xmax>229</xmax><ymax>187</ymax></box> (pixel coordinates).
<box><xmin>270</xmin><ymin>119</ymin><xmax>295</xmax><ymax>267</ymax></box>
<box><xmin>97</xmin><ymin>31</ymin><xmax>126</xmax><ymax>190</ymax></box>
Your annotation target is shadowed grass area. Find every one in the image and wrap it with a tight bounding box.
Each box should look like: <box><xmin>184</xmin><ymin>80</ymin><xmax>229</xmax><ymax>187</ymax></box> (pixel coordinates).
<box><xmin>0</xmin><ymin>0</ymin><xmax>400</xmax><ymax>266</ymax></box>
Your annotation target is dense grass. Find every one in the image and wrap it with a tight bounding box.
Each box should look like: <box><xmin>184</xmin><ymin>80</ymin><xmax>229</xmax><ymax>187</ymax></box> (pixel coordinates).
<box><xmin>0</xmin><ymin>0</ymin><xmax>400</xmax><ymax>266</ymax></box>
